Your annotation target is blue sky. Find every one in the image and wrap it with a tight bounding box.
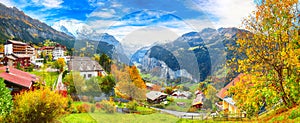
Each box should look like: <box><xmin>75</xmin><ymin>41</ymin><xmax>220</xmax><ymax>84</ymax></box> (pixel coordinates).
<box><xmin>1</xmin><ymin>0</ymin><xmax>256</xmax><ymax>51</ymax></box>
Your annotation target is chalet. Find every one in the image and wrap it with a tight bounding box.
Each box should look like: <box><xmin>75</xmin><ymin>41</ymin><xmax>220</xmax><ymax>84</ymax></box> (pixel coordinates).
<box><xmin>171</xmin><ymin>91</ymin><xmax>192</xmax><ymax>99</ymax></box>
<box><xmin>146</xmin><ymin>91</ymin><xmax>168</xmax><ymax>104</ymax></box>
<box><xmin>68</xmin><ymin>57</ymin><xmax>107</xmax><ymax>79</ymax></box>
<box><xmin>4</xmin><ymin>54</ymin><xmax>31</xmax><ymax>67</ymax></box>
<box><xmin>0</xmin><ymin>66</ymin><xmax>38</xmax><ymax>95</ymax></box>
<box><xmin>216</xmin><ymin>74</ymin><xmax>244</xmax><ymax>114</ymax></box>
<box><xmin>146</xmin><ymin>83</ymin><xmax>155</xmax><ymax>90</ymax></box>
<box><xmin>192</xmin><ymin>92</ymin><xmax>205</xmax><ymax>109</ymax></box>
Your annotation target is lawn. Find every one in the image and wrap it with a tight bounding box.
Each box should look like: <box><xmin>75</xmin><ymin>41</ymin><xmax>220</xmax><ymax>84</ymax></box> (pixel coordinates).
<box><xmin>31</xmin><ymin>70</ymin><xmax>59</xmax><ymax>87</ymax></box>
<box><xmin>165</xmin><ymin>98</ymin><xmax>194</xmax><ymax>112</ymax></box>
<box><xmin>60</xmin><ymin>111</ymin><xmax>180</xmax><ymax>123</ymax></box>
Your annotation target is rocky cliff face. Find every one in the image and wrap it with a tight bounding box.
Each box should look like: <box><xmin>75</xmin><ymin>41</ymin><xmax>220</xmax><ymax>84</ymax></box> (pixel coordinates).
<box><xmin>131</xmin><ymin>27</ymin><xmax>247</xmax><ymax>83</ymax></box>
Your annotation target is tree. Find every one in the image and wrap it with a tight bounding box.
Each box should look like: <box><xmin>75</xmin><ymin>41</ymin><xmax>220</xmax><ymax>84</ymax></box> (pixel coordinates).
<box><xmin>128</xmin><ymin>66</ymin><xmax>146</xmax><ymax>89</ymax></box>
<box><xmin>63</xmin><ymin>72</ymin><xmax>85</xmax><ymax>95</ymax></box>
<box><xmin>0</xmin><ymin>78</ymin><xmax>13</xmax><ymax>117</ymax></box>
<box><xmin>230</xmin><ymin>0</ymin><xmax>300</xmax><ymax>116</ymax></box>
<box><xmin>99</xmin><ymin>54</ymin><xmax>112</xmax><ymax>73</ymax></box>
<box><xmin>54</xmin><ymin>58</ymin><xmax>66</xmax><ymax>72</ymax></box>
<box><xmin>48</xmin><ymin>53</ymin><xmax>53</xmax><ymax>61</ymax></box>
<box><xmin>98</xmin><ymin>75</ymin><xmax>116</xmax><ymax>96</ymax></box>
<box><xmin>116</xmin><ymin>81</ymin><xmax>146</xmax><ymax>101</ymax></box>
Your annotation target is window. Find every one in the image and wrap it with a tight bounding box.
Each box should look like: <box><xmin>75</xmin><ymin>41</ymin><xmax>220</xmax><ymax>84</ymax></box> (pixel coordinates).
<box><xmin>83</xmin><ymin>74</ymin><xmax>86</xmax><ymax>78</ymax></box>
<box><xmin>88</xmin><ymin>74</ymin><xmax>92</xmax><ymax>78</ymax></box>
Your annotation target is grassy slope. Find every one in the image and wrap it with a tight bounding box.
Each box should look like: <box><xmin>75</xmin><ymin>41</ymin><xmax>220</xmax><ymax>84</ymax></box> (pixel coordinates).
<box><xmin>60</xmin><ymin>112</ymin><xmax>179</xmax><ymax>123</ymax></box>
<box><xmin>31</xmin><ymin>71</ymin><xmax>59</xmax><ymax>87</ymax></box>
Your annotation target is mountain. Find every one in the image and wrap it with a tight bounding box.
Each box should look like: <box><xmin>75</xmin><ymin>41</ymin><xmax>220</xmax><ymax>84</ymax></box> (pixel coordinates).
<box><xmin>0</xmin><ymin>3</ymin><xmax>75</xmax><ymax>47</ymax></box>
<box><xmin>131</xmin><ymin>27</ymin><xmax>247</xmax><ymax>84</ymax></box>
<box><xmin>0</xmin><ymin>3</ymin><xmax>128</xmax><ymax>62</ymax></box>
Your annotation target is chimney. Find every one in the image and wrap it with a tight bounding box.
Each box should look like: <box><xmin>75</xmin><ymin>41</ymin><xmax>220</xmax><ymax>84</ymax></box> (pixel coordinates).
<box><xmin>6</xmin><ymin>66</ymin><xmax>9</xmax><ymax>73</ymax></box>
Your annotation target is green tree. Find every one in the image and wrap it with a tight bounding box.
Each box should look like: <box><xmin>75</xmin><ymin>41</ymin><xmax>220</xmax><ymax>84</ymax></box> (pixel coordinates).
<box><xmin>63</xmin><ymin>72</ymin><xmax>85</xmax><ymax>95</ymax></box>
<box><xmin>98</xmin><ymin>75</ymin><xmax>116</xmax><ymax>96</ymax></box>
<box><xmin>99</xmin><ymin>54</ymin><xmax>112</xmax><ymax>73</ymax></box>
<box><xmin>0</xmin><ymin>78</ymin><xmax>13</xmax><ymax>117</ymax></box>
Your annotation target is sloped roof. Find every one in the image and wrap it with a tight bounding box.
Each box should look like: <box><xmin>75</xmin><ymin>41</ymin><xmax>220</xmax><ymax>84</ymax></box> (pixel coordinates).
<box><xmin>216</xmin><ymin>73</ymin><xmax>244</xmax><ymax>99</ymax></box>
<box><xmin>146</xmin><ymin>91</ymin><xmax>167</xmax><ymax>101</ymax></box>
<box><xmin>68</xmin><ymin>57</ymin><xmax>104</xmax><ymax>72</ymax></box>
<box><xmin>7</xmin><ymin>40</ymin><xmax>27</xmax><ymax>45</ymax></box>
<box><xmin>0</xmin><ymin>66</ymin><xmax>37</xmax><ymax>88</ymax></box>
<box><xmin>192</xmin><ymin>94</ymin><xmax>204</xmax><ymax>106</ymax></box>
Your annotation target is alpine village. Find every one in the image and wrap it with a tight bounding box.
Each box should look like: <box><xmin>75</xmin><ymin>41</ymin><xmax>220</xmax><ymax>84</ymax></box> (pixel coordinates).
<box><xmin>0</xmin><ymin>0</ymin><xmax>300</xmax><ymax>123</ymax></box>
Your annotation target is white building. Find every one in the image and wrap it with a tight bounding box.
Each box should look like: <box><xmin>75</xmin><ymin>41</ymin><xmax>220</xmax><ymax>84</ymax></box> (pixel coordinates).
<box><xmin>53</xmin><ymin>44</ymin><xmax>66</xmax><ymax>60</ymax></box>
<box><xmin>68</xmin><ymin>57</ymin><xmax>107</xmax><ymax>79</ymax></box>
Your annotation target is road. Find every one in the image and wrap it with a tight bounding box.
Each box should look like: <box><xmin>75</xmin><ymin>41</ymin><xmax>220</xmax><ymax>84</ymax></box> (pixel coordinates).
<box><xmin>152</xmin><ymin>108</ymin><xmax>207</xmax><ymax>119</ymax></box>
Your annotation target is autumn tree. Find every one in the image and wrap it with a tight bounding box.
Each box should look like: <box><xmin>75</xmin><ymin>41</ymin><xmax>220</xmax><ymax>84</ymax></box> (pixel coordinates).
<box><xmin>230</xmin><ymin>0</ymin><xmax>300</xmax><ymax>116</ymax></box>
<box><xmin>53</xmin><ymin>58</ymin><xmax>66</xmax><ymax>72</ymax></box>
<box><xmin>116</xmin><ymin>81</ymin><xmax>146</xmax><ymax>101</ymax></box>
<box><xmin>128</xmin><ymin>66</ymin><xmax>146</xmax><ymax>89</ymax></box>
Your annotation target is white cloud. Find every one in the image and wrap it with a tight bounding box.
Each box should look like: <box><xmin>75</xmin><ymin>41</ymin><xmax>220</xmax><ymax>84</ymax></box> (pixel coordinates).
<box><xmin>1</xmin><ymin>0</ymin><xmax>16</xmax><ymax>7</ymax></box>
<box><xmin>89</xmin><ymin>9</ymin><xmax>116</xmax><ymax>18</ymax></box>
<box><xmin>192</xmin><ymin>0</ymin><xmax>256</xmax><ymax>28</ymax></box>
<box><xmin>32</xmin><ymin>0</ymin><xmax>63</xmax><ymax>9</ymax></box>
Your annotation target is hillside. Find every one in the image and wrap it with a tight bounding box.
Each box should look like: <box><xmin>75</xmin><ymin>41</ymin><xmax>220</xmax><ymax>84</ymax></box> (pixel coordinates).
<box><xmin>130</xmin><ymin>27</ymin><xmax>247</xmax><ymax>84</ymax></box>
<box><xmin>0</xmin><ymin>3</ymin><xmax>75</xmax><ymax>47</ymax></box>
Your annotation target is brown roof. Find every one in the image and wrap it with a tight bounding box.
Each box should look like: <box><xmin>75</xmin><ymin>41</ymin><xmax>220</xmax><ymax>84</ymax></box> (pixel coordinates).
<box><xmin>68</xmin><ymin>57</ymin><xmax>104</xmax><ymax>72</ymax></box>
<box><xmin>146</xmin><ymin>91</ymin><xmax>167</xmax><ymax>101</ymax></box>
<box><xmin>7</xmin><ymin>40</ymin><xmax>27</xmax><ymax>45</ymax></box>
<box><xmin>0</xmin><ymin>66</ymin><xmax>37</xmax><ymax>88</ymax></box>
<box><xmin>216</xmin><ymin>74</ymin><xmax>244</xmax><ymax>99</ymax></box>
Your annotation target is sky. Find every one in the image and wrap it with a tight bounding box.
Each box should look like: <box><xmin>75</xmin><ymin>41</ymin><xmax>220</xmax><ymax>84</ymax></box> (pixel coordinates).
<box><xmin>1</xmin><ymin>0</ymin><xmax>256</xmax><ymax>53</ymax></box>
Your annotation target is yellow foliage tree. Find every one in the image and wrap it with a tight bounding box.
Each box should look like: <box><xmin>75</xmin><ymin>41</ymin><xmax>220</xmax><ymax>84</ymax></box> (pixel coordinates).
<box><xmin>230</xmin><ymin>0</ymin><xmax>300</xmax><ymax>115</ymax></box>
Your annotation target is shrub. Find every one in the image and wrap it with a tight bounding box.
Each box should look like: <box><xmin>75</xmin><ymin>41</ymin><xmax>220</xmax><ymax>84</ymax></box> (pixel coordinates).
<box><xmin>127</xmin><ymin>100</ymin><xmax>139</xmax><ymax>111</ymax></box>
<box><xmin>81</xmin><ymin>96</ymin><xmax>89</xmax><ymax>102</ymax></box>
<box><xmin>0</xmin><ymin>78</ymin><xmax>13</xmax><ymax>116</ymax></box>
<box><xmin>90</xmin><ymin>104</ymin><xmax>96</xmax><ymax>113</ymax></box>
<box><xmin>153</xmin><ymin>104</ymin><xmax>165</xmax><ymax>109</ymax></box>
<box><xmin>76</xmin><ymin>105</ymin><xmax>87</xmax><ymax>113</ymax></box>
<box><xmin>8</xmin><ymin>87</ymin><xmax>69</xmax><ymax>123</ymax></box>
<box><xmin>188</xmin><ymin>107</ymin><xmax>198</xmax><ymax>112</ymax></box>
<box><xmin>289</xmin><ymin>110</ymin><xmax>300</xmax><ymax>119</ymax></box>
<box><xmin>82</xmin><ymin>103</ymin><xmax>90</xmax><ymax>112</ymax></box>
<box><xmin>99</xmin><ymin>100</ymin><xmax>115</xmax><ymax>113</ymax></box>
<box><xmin>95</xmin><ymin>102</ymin><xmax>102</xmax><ymax>109</ymax></box>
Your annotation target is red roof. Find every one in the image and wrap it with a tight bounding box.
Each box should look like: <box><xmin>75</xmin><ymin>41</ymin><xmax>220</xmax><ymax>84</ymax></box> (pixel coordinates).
<box><xmin>40</xmin><ymin>46</ymin><xmax>54</xmax><ymax>51</ymax></box>
<box><xmin>0</xmin><ymin>66</ymin><xmax>37</xmax><ymax>89</ymax></box>
<box><xmin>217</xmin><ymin>74</ymin><xmax>244</xmax><ymax>99</ymax></box>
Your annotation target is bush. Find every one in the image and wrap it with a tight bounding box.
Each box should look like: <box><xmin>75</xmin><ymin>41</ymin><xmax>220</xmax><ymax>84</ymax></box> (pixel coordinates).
<box><xmin>81</xmin><ymin>96</ymin><xmax>89</xmax><ymax>102</ymax></box>
<box><xmin>188</xmin><ymin>107</ymin><xmax>198</xmax><ymax>112</ymax></box>
<box><xmin>289</xmin><ymin>110</ymin><xmax>300</xmax><ymax>119</ymax></box>
<box><xmin>76</xmin><ymin>104</ymin><xmax>87</xmax><ymax>113</ymax></box>
<box><xmin>7</xmin><ymin>88</ymin><xmax>69</xmax><ymax>123</ymax></box>
<box><xmin>90</xmin><ymin>104</ymin><xmax>96</xmax><ymax>113</ymax></box>
<box><xmin>127</xmin><ymin>100</ymin><xmax>139</xmax><ymax>111</ymax></box>
<box><xmin>99</xmin><ymin>100</ymin><xmax>115</xmax><ymax>113</ymax></box>
<box><xmin>153</xmin><ymin>104</ymin><xmax>165</xmax><ymax>109</ymax></box>
<box><xmin>95</xmin><ymin>102</ymin><xmax>102</xmax><ymax>109</ymax></box>
<box><xmin>82</xmin><ymin>103</ymin><xmax>90</xmax><ymax>112</ymax></box>
<box><xmin>0</xmin><ymin>78</ymin><xmax>13</xmax><ymax>116</ymax></box>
